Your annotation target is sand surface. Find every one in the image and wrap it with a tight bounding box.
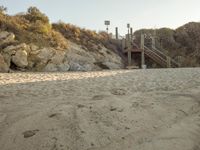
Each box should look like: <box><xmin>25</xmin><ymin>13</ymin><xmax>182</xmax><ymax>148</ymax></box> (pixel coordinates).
<box><xmin>0</xmin><ymin>68</ymin><xmax>200</xmax><ymax>150</ymax></box>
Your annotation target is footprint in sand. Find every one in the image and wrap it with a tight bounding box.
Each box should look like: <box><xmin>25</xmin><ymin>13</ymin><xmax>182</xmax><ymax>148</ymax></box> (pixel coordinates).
<box><xmin>110</xmin><ymin>88</ymin><xmax>126</xmax><ymax>96</ymax></box>
<box><xmin>92</xmin><ymin>95</ymin><xmax>107</xmax><ymax>100</ymax></box>
<box><xmin>48</xmin><ymin>113</ymin><xmax>61</xmax><ymax>118</ymax></box>
<box><xmin>22</xmin><ymin>129</ymin><xmax>39</xmax><ymax>138</ymax></box>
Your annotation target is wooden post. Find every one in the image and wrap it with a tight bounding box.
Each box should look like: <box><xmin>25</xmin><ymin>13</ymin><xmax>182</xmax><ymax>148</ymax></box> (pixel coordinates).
<box><xmin>141</xmin><ymin>34</ymin><xmax>145</xmax><ymax>68</ymax></box>
<box><xmin>177</xmin><ymin>56</ymin><xmax>181</xmax><ymax>67</ymax></box>
<box><xmin>152</xmin><ymin>29</ymin><xmax>156</xmax><ymax>49</ymax></box>
<box><xmin>122</xmin><ymin>38</ymin><xmax>126</xmax><ymax>52</ymax></box>
<box><xmin>130</xmin><ymin>28</ymin><xmax>133</xmax><ymax>41</ymax></box>
<box><xmin>115</xmin><ymin>27</ymin><xmax>118</xmax><ymax>40</ymax></box>
<box><xmin>127</xmin><ymin>34</ymin><xmax>131</xmax><ymax>66</ymax></box>
<box><xmin>128</xmin><ymin>51</ymin><xmax>132</xmax><ymax>66</ymax></box>
<box><xmin>152</xmin><ymin>36</ymin><xmax>156</xmax><ymax>49</ymax></box>
<box><xmin>167</xmin><ymin>56</ymin><xmax>171</xmax><ymax>68</ymax></box>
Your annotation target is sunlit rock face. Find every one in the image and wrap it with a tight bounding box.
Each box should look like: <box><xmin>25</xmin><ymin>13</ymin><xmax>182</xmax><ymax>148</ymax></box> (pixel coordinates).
<box><xmin>0</xmin><ymin>53</ymin><xmax>9</xmax><ymax>72</ymax></box>
<box><xmin>0</xmin><ymin>31</ymin><xmax>123</xmax><ymax>72</ymax></box>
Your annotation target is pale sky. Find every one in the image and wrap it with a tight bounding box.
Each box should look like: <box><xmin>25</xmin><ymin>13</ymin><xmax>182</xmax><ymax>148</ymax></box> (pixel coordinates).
<box><xmin>0</xmin><ymin>0</ymin><xmax>200</xmax><ymax>35</ymax></box>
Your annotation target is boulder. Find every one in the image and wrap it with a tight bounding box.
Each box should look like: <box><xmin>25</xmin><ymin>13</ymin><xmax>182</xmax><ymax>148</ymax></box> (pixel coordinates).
<box><xmin>67</xmin><ymin>42</ymin><xmax>97</xmax><ymax>71</ymax></box>
<box><xmin>1</xmin><ymin>53</ymin><xmax>11</xmax><ymax>67</ymax></box>
<box><xmin>0</xmin><ymin>53</ymin><xmax>9</xmax><ymax>72</ymax></box>
<box><xmin>30</xmin><ymin>44</ymin><xmax>39</xmax><ymax>51</ymax></box>
<box><xmin>12</xmin><ymin>50</ymin><xmax>28</xmax><ymax>68</ymax></box>
<box><xmin>44</xmin><ymin>63</ymin><xmax>58</xmax><ymax>72</ymax></box>
<box><xmin>37</xmin><ymin>48</ymin><xmax>55</xmax><ymax>63</ymax></box>
<box><xmin>0</xmin><ymin>31</ymin><xmax>15</xmax><ymax>45</ymax></box>
<box><xmin>44</xmin><ymin>61</ymin><xmax>70</xmax><ymax>72</ymax></box>
<box><xmin>43</xmin><ymin>50</ymin><xmax>69</xmax><ymax>72</ymax></box>
<box><xmin>102</xmin><ymin>62</ymin><xmax>122</xmax><ymax>69</ymax></box>
<box><xmin>28</xmin><ymin>48</ymin><xmax>56</xmax><ymax>70</ymax></box>
<box><xmin>57</xmin><ymin>61</ymin><xmax>70</xmax><ymax>71</ymax></box>
<box><xmin>3</xmin><ymin>43</ymin><xmax>29</xmax><ymax>55</ymax></box>
<box><xmin>69</xmin><ymin>62</ymin><xmax>94</xmax><ymax>71</ymax></box>
<box><xmin>50</xmin><ymin>51</ymin><xmax>66</xmax><ymax>64</ymax></box>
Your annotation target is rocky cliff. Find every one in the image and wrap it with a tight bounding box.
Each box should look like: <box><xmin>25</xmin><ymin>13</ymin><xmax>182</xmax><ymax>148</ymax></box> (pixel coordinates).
<box><xmin>0</xmin><ymin>31</ymin><xmax>123</xmax><ymax>72</ymax></box>
<box><xmin>0</xmin><ymin>7</ymin><xmax>124</xmax><ymax>72</ymax></box>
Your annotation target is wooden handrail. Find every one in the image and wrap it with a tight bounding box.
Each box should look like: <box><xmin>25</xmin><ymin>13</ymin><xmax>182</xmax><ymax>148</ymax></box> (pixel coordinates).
<box><xmin>144</xmin><ymin>45</ymin><xmax>180</xmax><ymax>67</ymax></box>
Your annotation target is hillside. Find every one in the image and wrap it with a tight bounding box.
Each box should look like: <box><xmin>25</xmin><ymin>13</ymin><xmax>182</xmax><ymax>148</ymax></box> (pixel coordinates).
<box><xmin>0</xmin><ymin>6</ymin><xmax>123</xmax><ymax>72</ymax></box>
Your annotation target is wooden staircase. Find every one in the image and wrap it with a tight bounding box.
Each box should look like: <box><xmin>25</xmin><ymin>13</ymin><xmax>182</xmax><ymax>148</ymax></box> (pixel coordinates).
<box><xmin>144</xmin><ymin>46</ymin><xmax>180</xmax><ymax>68</ymax></box>
<box><xmin>119</xmin><ymin>33</ymin><xmax>180</xmax><ymax>68</ymax></box>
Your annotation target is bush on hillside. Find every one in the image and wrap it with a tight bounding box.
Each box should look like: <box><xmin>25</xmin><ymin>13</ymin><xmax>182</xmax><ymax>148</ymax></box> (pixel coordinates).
<box><xmin>52</xmin><ymin>22</ymin><xmax>107</xmax><ymax>50</ymax></box>
<box><xmin>29</xmin><ymin>20</ymin><xmax>51</xmax><ymax>34</ymax></box>
<box><xmin>175</xmin><ymin>22</ymin><xmax>200</xmax><ymax>54</ymax></box>
<box><xmin>134</xmin><ymin>22</ymin><xmax>200</xmax><ymax>66</ymax></box>
<box><xmin>0</xmin><ymin>6</ymin><xmax>7</xmax><ymax>14</ymax></box>
<box><xmin>0</xmin><ymin>7</ymin><xmax>68</xmax><ymax>49</ymax></box>
<box><xmin>24</xmin><ymin>7</ymin><xmax>49</xmax><ymax>24</ymax></box>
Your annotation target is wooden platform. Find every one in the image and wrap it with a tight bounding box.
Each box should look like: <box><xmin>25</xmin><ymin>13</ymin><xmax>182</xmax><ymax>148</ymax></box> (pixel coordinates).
<box><xmin>123</xmin><ymin>48</ymin><xmax>142</xmax><ymax>53</ymax></box>
<box><xmin>126</xmin><ymin>65</ymin><xmax>140</xmax><ymax>69</ymax></box>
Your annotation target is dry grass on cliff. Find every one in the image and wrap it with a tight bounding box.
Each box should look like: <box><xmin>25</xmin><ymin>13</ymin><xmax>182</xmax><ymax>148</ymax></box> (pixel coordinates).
<box><xmin>0</xmin><ymin>8</ymin><xmax>68</xmax><ymax>49</ymax></box>
<box><xmin>0</xmin><ymin>6</ymin><xmax>119</xmax><ymax>54</ymax></box>
<box><xmin>52</xmin><ymin>22</ymin><xmax>109</xmax><ymax>51</ymax></box>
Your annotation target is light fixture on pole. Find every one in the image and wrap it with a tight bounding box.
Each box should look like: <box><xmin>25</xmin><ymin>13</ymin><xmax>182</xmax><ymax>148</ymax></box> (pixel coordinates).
<box><xmin>127</xmin><ymin>23</ymin><xmax>130</xmax><ymax>40</ymax></box>
<box><xmin>104</xmin><ymin>20</ymin><xmax>110</xmax><ymax>34</ymax></box>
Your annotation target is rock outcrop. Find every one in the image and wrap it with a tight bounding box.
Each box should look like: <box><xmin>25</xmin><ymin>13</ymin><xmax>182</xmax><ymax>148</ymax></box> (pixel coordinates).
<box><xmin>0</xmin><ymin>53</ymin><xmax>9</xmax><ymax>72</ymax></box>
<box><xmin>67</xmin><ymin>42</ymin><xmax>123</xmax><ymax>71</ymax></box>
<box><xmin>0</xmin><ymin>31</ymin><xmax>123</xmax><ymax>72</ymax></box>
<box><xmin>0</xmin><ymin>31</ymin><xmax>15</xmax><ymax>45</ymax></box>
<box><xmin>2</xmin><ymin>43</ymin><xmax>29</xmax><ymax>69</ymax></box>
<box><xmin>12</xmin><ymin>50</ymin><xmax>28</xmax><ymax>68</ymax></box>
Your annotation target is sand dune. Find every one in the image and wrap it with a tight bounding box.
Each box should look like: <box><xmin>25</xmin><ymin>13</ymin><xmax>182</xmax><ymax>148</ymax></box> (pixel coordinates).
<box><xmin>0</xmin><ymin>68</ymin><xmax>200</xmax><ymax>150</ymax></box>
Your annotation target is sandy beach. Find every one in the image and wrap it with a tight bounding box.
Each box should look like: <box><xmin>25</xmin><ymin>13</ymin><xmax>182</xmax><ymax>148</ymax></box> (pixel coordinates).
<box><xmin>0</xmin><ymin>68</ymin><xmax>200</xmax><ymax>150</ymax></box>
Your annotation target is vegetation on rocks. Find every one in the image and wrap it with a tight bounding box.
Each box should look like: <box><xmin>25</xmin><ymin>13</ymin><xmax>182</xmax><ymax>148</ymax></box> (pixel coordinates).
<box><xmin>0</xmin><ymin>6</ymin><xmax>67</xmax><ymax>49</ymax></box>
<box><xmin>0</xmin><ymin>6</ymin><xmax>123</xmax><ymax>72</ymax></box>
<box><xmin>134</xmin><ymin>22</ymin><xmax>200</xmax><ymax>67</ymax></box>
<box><xmin>52</xmin><ymin>22</ymin><xmax>112</xmax><ymax>51</ymax></box>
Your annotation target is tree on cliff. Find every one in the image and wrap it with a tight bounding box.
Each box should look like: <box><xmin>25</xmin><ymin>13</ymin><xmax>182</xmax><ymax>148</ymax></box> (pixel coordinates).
<box><xmin>0</xmin><ymin>6</ymin><xmax>7</xmax><ymax>14</ymax></box>
<box><xmin>24</xmin><ymin>6</ymin><xmax>51</xmax><ymax>34</ymax></box>
<box><xmin>25</xmin><ymin>6</ymin><xmax>49</xmax><ymax>24</ymax></box>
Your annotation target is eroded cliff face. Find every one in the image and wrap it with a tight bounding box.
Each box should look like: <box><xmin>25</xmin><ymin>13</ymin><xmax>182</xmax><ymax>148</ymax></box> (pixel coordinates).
<box><xmin>0</xmin><ymin>31</ymin><xmax>123</xmax><ymax>72</ymax></box>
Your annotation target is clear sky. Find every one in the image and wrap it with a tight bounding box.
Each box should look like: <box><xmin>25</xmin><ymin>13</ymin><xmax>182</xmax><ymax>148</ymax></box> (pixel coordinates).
<box><xmin>0</xmin><ymin>0</ymin><xmax>200</xmax><ymax>35</ymax></box>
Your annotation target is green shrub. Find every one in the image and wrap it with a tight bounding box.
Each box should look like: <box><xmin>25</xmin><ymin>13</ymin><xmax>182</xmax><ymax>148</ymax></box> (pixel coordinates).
<box><xmin>25</xmin><ymin>7</ymin><xmax>49</xmax><ymax>24</ymax></box>
<box><xmin>0</xmin><ymin>6</ymin><xmax>7</xmax><ymax>14</ymax></box>
<box><xmin>29</xmin><ymin>20</ymin><xmax>51</xmax><ymax>34</ymax></box>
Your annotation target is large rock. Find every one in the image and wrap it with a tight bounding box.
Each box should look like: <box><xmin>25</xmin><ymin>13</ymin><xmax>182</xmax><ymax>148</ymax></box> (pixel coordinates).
<box><xmin>1</xmin><ymin>53</ymin><xmax>11</xmax><ymax>67</ymax></box>
<box><xmin>28</xmin><ymin>48</ymin><xmax>56</xmax><ymax>71</ymax></box>
<box><xmin>58</xmin><ymin>61</ymin><xmax>70</xmax><ymax>71</ymax></box>
<box><xmin>12</xmin><ymin>50</ymin><xmax>28</xmax><ymax>68</ymax></box>
<box><xmin>3</xmin><ymin>43</ymin><xmax>29</xmax><ymax>55</ymax></box>
<box><xmin>2</xmin><ymin>43</ymin><xmax>30</xmax><ymax>69</ymax></box>
<box><xmin>66</xmin><ymin>42</ymin><xmax>123</xmax><ymax>71</ymax></box>
<box><xmin>69</xmin><ymin>62</ymin><xmax>95</xmax><ymax>71</ymax></box>
<box><xmin>102</xmin><ymin>62</ymin><xmax>122</xmax><ymax>69</ymax></box>
<box><xmin>0</xmin><ymin>53</ymin><xmax>9</xmax><ymax>72</ymax></box>
<box><xmin>44</xmin><ymin>61</ymin><xmax>70</xmax><ymax>72</ymax></box>
<box><xmin>50</xmin><ymin>51</ymin><xmax>66</xmax><ymax>64</ymax></box>
<box><xmin>67</xmin><ymin>42</ymin><xmax>99</xmax><ymax>71</ymax></box>
<box><xmin>0</xmin><ymin>31</ymin><xmax>15</xmax><ymax>45</ymax></box>
<box><xmin>44</xmin><ymin>51</ymin><xmax>70</xmax><ymax>72</ymax></box>
<box><xmin>36</xmin><ymin>48</ymin><xmax>55</xmax><ymax>65</ymax></box>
